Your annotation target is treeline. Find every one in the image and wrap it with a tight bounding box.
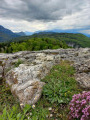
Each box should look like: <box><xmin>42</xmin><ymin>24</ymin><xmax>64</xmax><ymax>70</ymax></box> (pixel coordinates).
<box><xmin>0</xmin><ymin>37</ymin><xmax>70</xmax><ymax>53</ymax></box>
<box><xmin>32</xmin><ymin>33</ymin><xmax>90</xmax><ymax>48</ymax></box>
<box><xmin>0</xmin><ymin>42</ymin><xmax>10</xmax><ymax>53</ymax></box>
<box><xmin>8</xmin><ymin>33</ymin><xmax>90</xmax><ymax>48</ymax></box>
<box><xmin>1</xmin><ymin>33</ymin><xmax>89</xmax><ymax>53</ymax></box>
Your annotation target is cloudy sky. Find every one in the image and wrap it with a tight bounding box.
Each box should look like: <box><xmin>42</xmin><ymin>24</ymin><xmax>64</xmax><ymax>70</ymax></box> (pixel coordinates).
<box><xmin>0</xmin><ymin>0</ymin><xmax>90</xmax><ymax>34</ymax></box>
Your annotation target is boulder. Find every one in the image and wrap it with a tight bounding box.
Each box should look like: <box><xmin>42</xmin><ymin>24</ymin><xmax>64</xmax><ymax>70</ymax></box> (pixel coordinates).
<box><xmin>5</xmin><ymin>53</ymin><xmax>59</xmax><ymax>105</ymax></box>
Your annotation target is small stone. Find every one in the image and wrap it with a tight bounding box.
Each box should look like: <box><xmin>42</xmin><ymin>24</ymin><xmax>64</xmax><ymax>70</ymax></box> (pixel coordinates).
<box><xmin>48</xmin><ymin>107</ymin><xmax>52</xmax><ymax>111</ymax></box>
<box><xmin>28</xmin><ymin>117</ymin><xmax>30</xmax><ymax>119</ymax></box>
<box><xmin>30</xmin><ymin>112</ymin><xmax>32</xmax><ymax>116</ymax></box>
<box><xmin>46</xmin><ymin>115</ymin><xmax>48</xmax><ymax>118</ymax></box>
<box><xmin>50</xmin><ymin>114</ymin><xmax>53</xmax><ymax>117</ymax></box>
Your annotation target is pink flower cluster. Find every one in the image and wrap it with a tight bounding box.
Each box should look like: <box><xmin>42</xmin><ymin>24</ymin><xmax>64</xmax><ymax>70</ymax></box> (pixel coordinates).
<box><xmin>68</xmin><ymin>91</ymin><xmax>90</xmax><ymax>120</ymax></box>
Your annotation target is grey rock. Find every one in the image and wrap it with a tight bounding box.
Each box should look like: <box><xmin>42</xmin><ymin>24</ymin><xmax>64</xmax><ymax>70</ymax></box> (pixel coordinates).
<box><xmin>0</xmin><ymin>48</ymin><xmax>90</xmax><ymax>106</ymax></box>
<box><xmin>0</xmin><ymin>66</ymin><xmax>3</xmax><ymax>74</ymax></box>
<box><xmin>75</xmin><ymin>73</ymin><xmax>90</xmax><ymax>89</ymax></box>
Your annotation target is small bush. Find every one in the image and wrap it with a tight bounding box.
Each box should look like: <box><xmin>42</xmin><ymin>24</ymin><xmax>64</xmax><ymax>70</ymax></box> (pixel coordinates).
<box><xmin>14</xmin><ymin>59</ymin><xmax>23</xmax><ymax>67</ymax></box>
<box><xmin>68</xmin><ymin>91</ymin><xmax>90</xmax><ymax>120</ymax></box>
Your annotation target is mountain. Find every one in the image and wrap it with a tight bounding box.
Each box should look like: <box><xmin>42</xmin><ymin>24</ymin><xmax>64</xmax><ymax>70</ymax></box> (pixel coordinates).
<box><xmin>15</xmin><ymin>32</ymin><xmax>26</xmax><ymax>36</ymax></box>
<box><xmin>0</xmin><ymin>25</ymin><xmax>20</xmax><ymax>42</ymax></box>
<box><xmin>0</xmin><ymin>25</ymin><xmax>90</xmax><ymax>48</ymax></box>
<box><xmin>24</xmin><ymin>31</ymin><xmax>33</xmax><ymax>35</ymax></box>
<box><xmin>34</xmin><ymin>29</ymin><xmax>90</xmax><ymax>37</ymax></box>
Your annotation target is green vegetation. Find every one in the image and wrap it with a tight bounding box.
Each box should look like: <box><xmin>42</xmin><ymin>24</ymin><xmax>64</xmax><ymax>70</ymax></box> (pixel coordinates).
<box><xmin>0</xmin><ymin>104</ymin><xmax>49</xmax><ymax>120</ymax></box>
<box><xmin>32</xmin><ymin>33</ymin><xmax>90</xmax><ymax>48</ymax></box>
<box><xmin>8</xmin><ymin>33</ymin><xmax>90</xmax><ymax>48</ymax></box>
<box><xmin>0</xmin><ymin>38</ymin><xmax>69</xmax><ymax>53</ymax></box>
<box><xmin>0</xmin><ymin>60</ymin><xmax>83</xmax><ymax>120</ymax></box>
<box><xmin>0</xmin><ymin>33</ymin><xmax>90</xmax><ymax>53</ymax></box>
<box><xmin>42</xmin><ymin>60</ymin><xmax>81</xmax><ymax>104</ymax></box>
<box><xmin>14</xmin><ymin>59</ymin><xmax>23</xmax><ymax>67</ymax></box>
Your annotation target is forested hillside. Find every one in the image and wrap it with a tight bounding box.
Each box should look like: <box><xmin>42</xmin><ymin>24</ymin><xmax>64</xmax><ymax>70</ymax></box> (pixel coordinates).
<box><xmin>0</xmin><ymin>37</ymin><xmax>69</xmax><ymax>53</ymax></box>
<box><xmin>0</xmin><ymin>32</ymin><xmax>90</xmax><ymax>53</ymax></box>
<box><xmin>10</xmin><ymin>32</ymin><xmax>90</xmax><ymax>48</ymax></box>
<box><xmin>32</xmin><ymin>32</ymin><xmax>90</xmax><ymax>47</ymax></box>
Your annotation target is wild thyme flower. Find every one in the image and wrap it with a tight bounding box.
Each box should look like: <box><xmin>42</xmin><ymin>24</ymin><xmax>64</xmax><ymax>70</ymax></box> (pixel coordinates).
<box><xmin>68</xmin><ymin>91</ymin><xmax>90</xmax><ymax>120</ymax></box>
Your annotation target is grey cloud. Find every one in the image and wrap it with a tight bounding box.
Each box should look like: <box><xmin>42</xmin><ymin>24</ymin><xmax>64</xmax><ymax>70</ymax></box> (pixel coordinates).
<box><xmin>0</xmin><ymin>0</ymin><xmax>90</xmax><ymax>22</ymax></box>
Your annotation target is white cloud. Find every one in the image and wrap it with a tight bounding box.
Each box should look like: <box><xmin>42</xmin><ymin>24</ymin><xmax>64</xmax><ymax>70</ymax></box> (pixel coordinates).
<box><xmin>0</xmin><ymin>0</ymin><xmax>90</xmax><ymax>33</ymax></box>
<box><xmin>0</xmin><ymin>18</ymin><xmax>48</xmax><ymax>32</ymax></box>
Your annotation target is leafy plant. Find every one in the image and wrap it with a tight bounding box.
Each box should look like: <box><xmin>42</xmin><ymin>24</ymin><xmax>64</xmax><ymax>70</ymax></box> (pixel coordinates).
<box><xmin>0</xmin><ymin>105</ymin><xmax>25</xmax><ymax>120</ymax></box>
<box><xmin>31</xmin><ymin>106</ymin><xmax>49</xmax><ymax>120</ymax></box>
<box><xmin>0</xmin><ymin>103</ymin><xmax>49</xmax><ymax>120</ymax></box>
<box><xmin>23</xmin><ymin>104</ymin><xmax>31</xmax><ymax>114</ymax></box>
<box><xmin>14</xmin><ymin>59</ymin><xmax>23</xmax><ymax>67</ymax></box>
<box><xmin>42</xmin><ymin>60</ymin><xmax>81</xmax><ymax>104</ymax></box>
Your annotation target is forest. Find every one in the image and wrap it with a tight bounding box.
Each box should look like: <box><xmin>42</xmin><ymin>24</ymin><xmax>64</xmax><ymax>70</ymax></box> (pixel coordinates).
<box><xmin>0</xmin><ymin>33</ymin><xmax>90</xmax><ymax>53</ymax></box>
<box><xmin>0</xmin><ymin>37</ymin><xmax>69</xmax><ymax>53</ymax></box>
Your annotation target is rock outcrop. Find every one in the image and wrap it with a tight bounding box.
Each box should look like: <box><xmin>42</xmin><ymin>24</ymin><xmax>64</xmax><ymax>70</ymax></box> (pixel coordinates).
<box><xmin>0</xmin><ymin>48</ymin><xmax>90</xmax><ymax>106</ymax></box>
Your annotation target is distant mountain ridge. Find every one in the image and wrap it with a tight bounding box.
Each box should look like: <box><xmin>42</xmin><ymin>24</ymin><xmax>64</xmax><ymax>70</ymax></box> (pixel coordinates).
<box><xmin>0</xmin><ymin>25</ymin><xmax>26</xmax><ymax>42</ymax></box>
<box><xmin>0</xmin><ymin>25</ymin><xmax>90</xmax><ymax>48</ymax></box>
<box><xmin>24</xmin><ymin>31</ymin><xmax>33</xmax><ymax>35</ymax></box>
<box><xmin>34</xmin><ymin>29</ymin><xmax>90</xmax><ymax>37</ymax></box>
<box><xmin>0</xmin><ymin>25</ymin><xmax>20</xmax><ymax>42</ymax></box>
<box><xmin>15</xmin><ymin>32</ymin><xmax>26</xmax><ymax>36</ymax></box>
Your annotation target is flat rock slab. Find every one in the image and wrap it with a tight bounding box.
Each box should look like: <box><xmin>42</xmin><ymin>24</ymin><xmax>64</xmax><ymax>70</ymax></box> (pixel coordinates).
<box><xmin>0</xmin><ymin>48</ymin><xmax>90</xmax><ymax>106</ymax></box>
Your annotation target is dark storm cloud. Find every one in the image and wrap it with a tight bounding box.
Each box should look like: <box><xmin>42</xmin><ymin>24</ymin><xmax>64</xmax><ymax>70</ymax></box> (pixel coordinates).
<box><xmin>0</xmin><ymin>0</ymin><xmax>90</xmax><ymax>22</ymax></box>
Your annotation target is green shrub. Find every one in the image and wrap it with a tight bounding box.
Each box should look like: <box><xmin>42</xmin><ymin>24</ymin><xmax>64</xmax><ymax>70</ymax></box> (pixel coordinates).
<box><xmin>14</xmin><ymin>59</ymin><xmax>23</xmax><ymax>67</ymax></box>
<box><xmin>42</xmin><ymin>60</ymin><xmax>81</xmax><ymax>104</ymax></box>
